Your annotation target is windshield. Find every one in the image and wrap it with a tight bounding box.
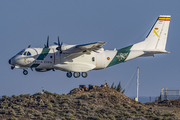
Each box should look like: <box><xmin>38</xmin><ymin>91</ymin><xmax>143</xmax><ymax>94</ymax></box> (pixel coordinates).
<box><xmin>16</xmin><ymin>49</ymin><xmax>25</xmax><ymax>55</ymax></box>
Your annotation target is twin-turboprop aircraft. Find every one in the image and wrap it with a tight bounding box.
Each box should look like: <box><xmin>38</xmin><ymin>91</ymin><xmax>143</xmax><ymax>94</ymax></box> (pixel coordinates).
<box><xmin>9</xmin><ymin>15</ymin><xmax>171</xmax><ymax>78</ymax></box>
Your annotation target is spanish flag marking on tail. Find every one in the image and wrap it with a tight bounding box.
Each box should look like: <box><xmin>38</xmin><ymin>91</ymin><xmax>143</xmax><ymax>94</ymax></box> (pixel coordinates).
<box><xmin>158</xmin><ymin>17</ymin><xmax>170</xmax><ymax>21</ymax></box>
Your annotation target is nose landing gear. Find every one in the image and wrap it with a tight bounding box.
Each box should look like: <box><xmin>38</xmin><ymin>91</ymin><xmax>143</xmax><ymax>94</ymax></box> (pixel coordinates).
<box><xmin>23</xmin><ymin>70</ymin><xmax>28</xmax><ymax>75</ymax></box>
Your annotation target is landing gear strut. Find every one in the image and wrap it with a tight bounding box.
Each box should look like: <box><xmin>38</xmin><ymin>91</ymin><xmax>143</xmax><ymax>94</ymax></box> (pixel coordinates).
<box><xmin>23</xmin><ymin>69</ymin><xmax>28</xmax><ymax>75</ymax></box>
<box><xmin>66</xmin><ymin>72</ymin><xmax>72</xmax><ymax>78</ymax></box>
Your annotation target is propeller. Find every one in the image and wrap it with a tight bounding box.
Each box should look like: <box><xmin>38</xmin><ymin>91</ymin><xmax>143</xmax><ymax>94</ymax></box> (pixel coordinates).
<box><xmin>56</xmin><ymin>36</ymin><xmax>63</xmax><ymax>53</ymax></box>
<box><xmin>44</xmin><ymin>36</ymin><xmax>49</xmax><ymax>48</ymax></box>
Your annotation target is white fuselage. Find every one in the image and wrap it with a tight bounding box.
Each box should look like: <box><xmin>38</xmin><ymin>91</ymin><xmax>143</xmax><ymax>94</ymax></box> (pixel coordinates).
<box><xmin>9</xmin><ymin>45</ymin><xmax>117</xmax><ymax>72</ymax></box>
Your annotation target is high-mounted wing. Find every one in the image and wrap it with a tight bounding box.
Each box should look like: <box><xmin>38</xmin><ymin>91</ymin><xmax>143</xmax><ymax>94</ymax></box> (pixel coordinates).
<box><xmin>75</xmin><ymin>42</ymin><xmax>106</xmax><ymax>51</ymax></box>
<box><xmin>61</xmin><ymin>42</ymin><xmax>106</xmax><ymax>54</ymax></box>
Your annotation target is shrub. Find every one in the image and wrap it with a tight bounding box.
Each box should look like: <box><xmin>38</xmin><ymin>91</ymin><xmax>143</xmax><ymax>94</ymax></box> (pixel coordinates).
<box><xmin>16</xmin><ymin>114</ymin><xmax>22</xmax><ymax>118</ymax></box>
<box><xmin>80</xmin><ymin>94</ymin><xmax>89</xmax><ymax>99</ymax></box>
<box><xmin>108</xmin><ymin>114</ymin><xmax>115</xmax><ymax>120</ymax></box>
<box><xmin>61</xmin><ymin>117</ymin><xmax>66</xmax><ymax>120</ymax></box>
<box><xmin>94</xmin><ymin>117</ymin><xmax>101</xmax><ymax>120</ymax></box>
<box><xmin>46</xmin><ymin>110</ymin><xmax>54</xmax><ymax>115</ymax></box>
<box><xmin>111</xmin><ymin>95</ymin><xmax>117</xmax><ymax>99</ymax></box>
<box><xmin>96</xmin><ymin>110</ymin><xmax>100</xmax><ymax>113</ymax></box>
<box><xmin>2</xmin><ymin>95</ymin><xmax>7</xmax><ymax>98</ymax></box>
<box><xmin>20</xmin><ymin>94</ymin><xmax>24</xmax><ymax>97</ymax></box>
<box><xmin>9</xmin><ymin>117</ymin><xmax>17</xmax><ymax>120</ymax></box>
<box><xmin>12</xmin><ymin>105</ymin><xmax>19</xmax><ymax>109</ymax></box>
<box><xmin>12</xmin><ymin>95</ymin><xmax>16</xmax><ymax>98</ymax></box>
<box><xmin>164</xmin><ymin>113</ymin><xmax>173</xmax><ymax>117</ymax></box>
<box><xmin>2</xmin><ymin>104</ymin><xmax>8</xmax><ymax>107</ymax></box>
<box><xmin>44</xmin><ymin>91</ymin><xmax>54</xmax><ymax>95</ymax></box>
<box><xmin>132</xmin><ymin>110</ymin><xmax>138</xmax><ymax>114</ymax></box>
<box><xmin>100</xmin><ymin>108</ymin><xmax>106</xmax><ymax>113</ymax></box>
<box><xmin>47</xmin><ymin>102</ymin><xmax>52</xmax><ymax>108</ymax></box>
<box><xmin>114</xmin><ymin>105</ymin><xmax>121</xmax><ymax>109</ymax></box>
<box><xmin>66</xmin><ymin>113</ymin><xmax>75</xmax><ymax>119</ymax></box>
<box><xmin>34</xmin><ymin>92</ymin><xmax>42</xmax><ymax>95</ymax></box>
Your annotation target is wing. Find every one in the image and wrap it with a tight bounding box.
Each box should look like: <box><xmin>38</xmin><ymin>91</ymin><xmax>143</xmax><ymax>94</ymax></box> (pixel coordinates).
<box><xmin>75</xmin><ymin>42</ymin><xmax>106</xmax><ymax>50</ymax></box>
<box><xmin>62</xmin><ymin>41</ymin><xmax>106</xmax><ymax>54</ymax></box>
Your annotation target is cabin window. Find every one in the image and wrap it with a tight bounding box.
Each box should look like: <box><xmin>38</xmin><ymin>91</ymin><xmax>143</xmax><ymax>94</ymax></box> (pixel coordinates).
<box><xmin>50</xmin><ymin>56</ymin><xmax>53</xmax><ymax>58</ymax></box>
<box><xmin>92</xmin><ymin>57</ymin><xmax>95</xmax><ymax>62</ymax></box>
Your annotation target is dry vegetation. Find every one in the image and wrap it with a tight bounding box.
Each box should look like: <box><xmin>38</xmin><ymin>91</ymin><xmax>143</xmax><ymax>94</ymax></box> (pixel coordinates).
<box><xmin>0</xmin><ymin>86</ymin><xmax>178</xmax><ymax>120</ymax></box>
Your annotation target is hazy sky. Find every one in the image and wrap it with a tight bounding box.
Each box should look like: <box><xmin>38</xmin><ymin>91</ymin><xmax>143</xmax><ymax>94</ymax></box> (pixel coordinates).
<box><xmin>1</xmin><ymin>0</ymin><xmax>180</xmax><ymax>98</ymax></box>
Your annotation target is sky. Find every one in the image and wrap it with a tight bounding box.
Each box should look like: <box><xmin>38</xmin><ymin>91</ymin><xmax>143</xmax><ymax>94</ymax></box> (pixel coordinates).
<box><xmin>1</xmin><ymin>0</ymin><xmax>180</xmax><ymax>98</ymax></box>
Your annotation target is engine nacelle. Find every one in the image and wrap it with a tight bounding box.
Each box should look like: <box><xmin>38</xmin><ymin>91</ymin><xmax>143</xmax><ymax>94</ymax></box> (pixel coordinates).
<box><xmin>35</xmin><ymin>68</ymin><xmax>51</xmax><ymax>72</ymax></box>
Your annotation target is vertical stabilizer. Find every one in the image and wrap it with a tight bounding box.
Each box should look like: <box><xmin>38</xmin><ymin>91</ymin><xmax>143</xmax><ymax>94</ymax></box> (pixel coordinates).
<box><xmin>144</xmin><ymin>15</ymin><xmax>171</xmax><ymax>51</ymax></box>
<box><xmin>125</xmin><ymin>15</ymin><xmax>171</xmax><ymax>61</ymax></box>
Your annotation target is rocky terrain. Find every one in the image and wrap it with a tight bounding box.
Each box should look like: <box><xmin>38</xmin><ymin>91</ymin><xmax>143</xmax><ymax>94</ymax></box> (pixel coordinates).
<box><xmin>146</xmin><ymin>99</ymin><xmax>180</xmax><ymax>108</ymax></box>
<box><xmin>0</xmin><ymin>86</ymin><xmax>178</xmax><ymax>120</ymax></box>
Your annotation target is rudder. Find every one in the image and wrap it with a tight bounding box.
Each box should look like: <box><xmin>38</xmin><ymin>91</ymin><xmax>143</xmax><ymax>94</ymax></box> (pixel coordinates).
<box><xmin>144</xmin><ymin>15</ymin><xmax>171</xmax><ymax>51</ymax></box>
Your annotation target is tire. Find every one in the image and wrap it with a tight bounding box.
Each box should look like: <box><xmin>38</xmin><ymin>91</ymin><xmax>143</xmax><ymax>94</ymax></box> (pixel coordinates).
<box><xmin>66</xmin><ymin>72</ymin><xmax>72</xmax><ymax>78</ymax></box>
<box><xmin>82</xmin><ymin>72</ymin><xmax>88</xmax><ymax>78</ymax></box>
<box><xmin>73</xmin><ymin>72</ymin><xmax>80</xmax><ymax>78</ymax></box>
<box><xmin>23</xmin><ymin>70</ymin><xmax>28</xmax><ymax>75</ymax></box>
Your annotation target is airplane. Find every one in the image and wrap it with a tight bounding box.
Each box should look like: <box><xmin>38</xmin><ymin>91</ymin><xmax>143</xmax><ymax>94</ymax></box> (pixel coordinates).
<box><xmin>8</xmin><ymin>15</ymin><xmax>171</xmax><ymax>78</ymax></box>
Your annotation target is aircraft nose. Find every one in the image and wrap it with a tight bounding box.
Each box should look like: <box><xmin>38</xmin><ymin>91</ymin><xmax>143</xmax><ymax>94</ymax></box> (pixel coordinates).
<box><xmin>9</xmin><ymin>59</ymin><xmax>11</xmax><ymax>64</ymax></box>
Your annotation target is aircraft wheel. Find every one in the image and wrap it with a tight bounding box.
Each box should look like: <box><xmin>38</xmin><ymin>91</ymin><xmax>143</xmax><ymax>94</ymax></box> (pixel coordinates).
<box><xmin>23</xmin><ymin>70</ymin><xmax>28</xmax><ymax>75</ymax></box>
<box><xmin>11</xmin><ymin>66</ymin><xmax>14</xmax><ymax>70</ymax></box>
<box><xmin>66</xmin><ymin>72</ymin><xmax>72</xmax><ymax>78</ymax></box>
<box><xmin>82</xmin><ymin>72</ymin><xmax>88</xmax><ymax>78</ymax></box>
<box><xmin>74</xmin><ymin>72</ymin><xmax>80</xmax><ymax>78</ymax></box>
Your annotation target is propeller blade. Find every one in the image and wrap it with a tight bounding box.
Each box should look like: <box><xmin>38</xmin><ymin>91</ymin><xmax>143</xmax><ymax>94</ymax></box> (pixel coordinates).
<box><xmin>47</xmin><ymin>36</ymin><xmax>49</xmax><ymax>48</ymax></box>
<box><xmin>58</xmin><ymin>36</ymin><xmax>60</xmax><ymax>46</ymax></box>
<box><xmin>44</xmin><ymin>36</ymin><xmax>49</xmax><ymax>48</ymax></box>
<box><xmin>56</xmin><ymin>36</ymin><xmax>63</xmax><ymax>53</ymax></box>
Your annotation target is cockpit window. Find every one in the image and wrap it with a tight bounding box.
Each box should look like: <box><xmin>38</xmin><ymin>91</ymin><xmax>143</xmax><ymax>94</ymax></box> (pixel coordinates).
<box><xmin>23</xmin><ymin>51</ymin><xmax>31</xmax><ymax>56</ymax></box>
<box><xmin>23</xmin><ymin>52</ymin><xmax>27</xmax><ymax>55</ymax></box>
<box><xmin>16</xmin><ymin>49</ymin><xmax>25</xmax><ymax>55</ymax></box>
<box><xmin>27</xmin><ymin>52</ymin><xmax>31</xmax><ymax>56</ymax></box>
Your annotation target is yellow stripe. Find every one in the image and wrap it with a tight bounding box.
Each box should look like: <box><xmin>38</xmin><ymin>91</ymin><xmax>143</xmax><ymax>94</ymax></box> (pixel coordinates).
<box><xmin>158</xmin><ymin>17</ymin><xmax>170</xmax><ymax>21</ymax></box>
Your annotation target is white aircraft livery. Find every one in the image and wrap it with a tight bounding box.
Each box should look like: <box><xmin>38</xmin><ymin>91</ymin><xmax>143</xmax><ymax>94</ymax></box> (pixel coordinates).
<box><xmin>9</xmin><ymin>15</ymin><xmax>171</xmax><ymax>78</ymax></box>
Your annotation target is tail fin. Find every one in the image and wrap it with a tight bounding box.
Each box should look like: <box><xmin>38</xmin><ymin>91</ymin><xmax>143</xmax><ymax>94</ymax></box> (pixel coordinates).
<box><xmin>130</xmin><ymin>15</ymin><xmax>171</xmax><ymax>54</ymax></box>
<box><xmin>125</xmin><ymin>15</ymin><xmax>171</xmax><ymax>61</ymax></box>
<box><xmin>144</xmin><ymin>15</ymin><xmax>171</xmax><ymax>51</ymax></box>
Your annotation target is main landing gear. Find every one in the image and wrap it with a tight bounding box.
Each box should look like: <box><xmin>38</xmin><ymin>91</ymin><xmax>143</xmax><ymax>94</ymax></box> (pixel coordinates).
<box><xmin>66</xmin><ymin>72</ymin><xmax>88</xmax><ymax>78</ymax></box>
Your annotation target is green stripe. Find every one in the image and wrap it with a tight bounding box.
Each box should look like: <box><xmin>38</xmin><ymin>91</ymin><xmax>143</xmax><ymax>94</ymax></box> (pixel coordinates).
<box><xmin>31</xmin><ymin>48</ymin><xmax>50</xmax><ymax>68</ymax></box>
<box><xmin>107</xmin><ymin>45</ymin><xmax>133</xmax><ymax>67</ymax></box>
<box><xmin>37</xmin><ymin>48</ymin><xmax>50</xmax><ymax>60</ymax></box>
<box><xmin>31</xmin><ymin>64</ymin><xmax>40</xmax><ymax>68</ymax></box>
